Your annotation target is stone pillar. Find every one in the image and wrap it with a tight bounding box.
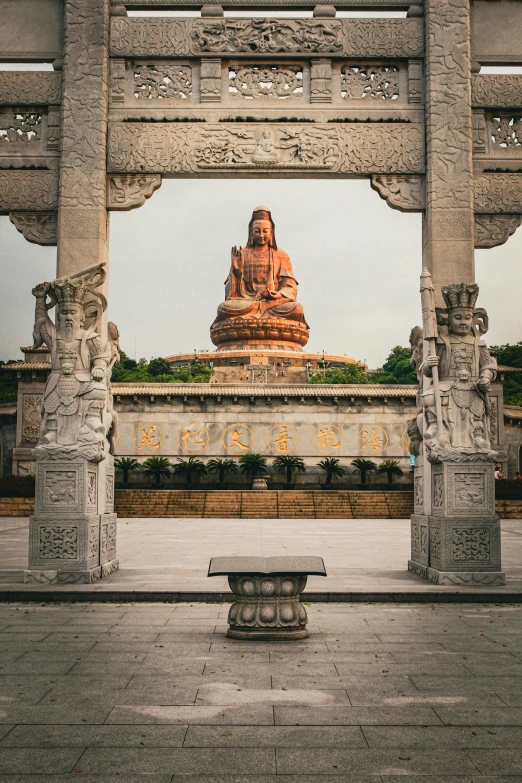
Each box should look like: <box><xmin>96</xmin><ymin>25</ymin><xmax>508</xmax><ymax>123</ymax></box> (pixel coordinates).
<box><xmin>57</xmin><ymin>0</ymin><xmax>110</xmax><ymax>280</ymax></box>
<box><xmin>25</xmin><ymin>0</ymin><xmax>118</xmax><ymax>585</ymax></box>
<box><xmin>423</xmin><ymin>0</ymin><xmax>474</xmax><ymax>300</ymax></box>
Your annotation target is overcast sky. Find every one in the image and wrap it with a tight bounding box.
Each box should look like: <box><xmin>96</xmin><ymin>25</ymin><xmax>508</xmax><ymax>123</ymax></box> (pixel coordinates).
<box><xmin>1</xmin><ymin>177</ymin><xmax>521</xmax><ymax>369</ymax></box>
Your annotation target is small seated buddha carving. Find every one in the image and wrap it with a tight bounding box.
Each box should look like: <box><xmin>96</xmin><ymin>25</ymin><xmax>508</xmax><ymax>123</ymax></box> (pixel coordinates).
<box><xmin>211</xmin><ymin>206</ymin><xmax>310</xmax><ymax>351</ymax></box>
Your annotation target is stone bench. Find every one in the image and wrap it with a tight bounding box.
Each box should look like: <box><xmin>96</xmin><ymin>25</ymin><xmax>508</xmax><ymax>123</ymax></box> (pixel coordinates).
<box><xmin>208</xmin><ymin>556</ymin><xmax>327</xmax><ymax>640</ymax></box>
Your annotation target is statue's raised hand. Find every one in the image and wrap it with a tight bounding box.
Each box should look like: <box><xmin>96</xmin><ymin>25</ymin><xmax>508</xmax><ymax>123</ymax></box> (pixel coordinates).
<box><xmin>32</xmin><ymin>281</ymin><xmax>50</xmax><ymax>299</ymax></box>
<box><xmin>231</xmin><ymin>246</ymin><xmax>244</xmax><ymax>276</ymax></box>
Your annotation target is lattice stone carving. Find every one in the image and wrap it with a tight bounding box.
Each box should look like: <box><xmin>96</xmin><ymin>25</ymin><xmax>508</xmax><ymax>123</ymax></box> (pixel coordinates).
<box><xmin>134</xmin><ymin>63</ymin><xmax>192</xmax><ymax>100</ymax></box>
<box><xmin>472</xmin><ymin>75</ymin><xmax>522</xmax><ymax>109</ymax></box>
<box><xmin>371</xmin><ymin>175</ymin><xmax>424</xmax><ymax>211</ymax></box>
<box><xmin>490</xmin><ymin>115</ymin><xmax>522</xmax><ymax>148</ymax></box>
<box><xmin>39</xmin><ymin>526</ymin><xmax>78</xmax><ymax>560</ymax></box>
<box><xmin>229</xmin><ymin>65</ymin><xmax>303</xmax><ymax>100</ymax></box>
<box><xmin>9</xmin><ymin>213</ymin><xmax>57</xmax><ymax>246</ymax></box>
<box><xmin>107</xmin><ymin>174</ymin><xmax>162</xmax><ymax>211</ymax></box>
<box><xmin>452</xmin><ymin>528</ymin><xmax>491</xmax><ymax>562</ymax></box>
<box><xmin>0</xmin><ymin>72</ymin><xmax>62</xmax><ymax>105</ymax></box>
<box><xmin>341</xmin><ymin>65</ymin><xmax>399</xmax><ymax>100</ymax></box>
<box><xmin>474</xmin><ymin>214</ymin><xmax>522</xmax><ymax>248</ymax></box>
<box><xmin>0</xmin><ymin>112</ymin><xmax>42</xmax><ymax>143</ymax></box>
<box><xmin>108</xmin><ymin>121</ymin><xmax>424</xmax><ymax>175</ymax></box>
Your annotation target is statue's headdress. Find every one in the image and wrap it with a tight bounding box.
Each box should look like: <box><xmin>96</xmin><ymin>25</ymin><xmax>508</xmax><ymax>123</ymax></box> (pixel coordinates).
<box><xmin>246</xmin><ymin>205</ymin><xmax>277</xmax><ymax>249</ymax></box>
<box><xmin>437</xmin><ymin>282</ymin><xmax>489</xmax><ymax>335</ymax></box>
<box><xmin>441</xmin><ymin>283</ymin><xmax>479</xmax><ymax>311</ymax></box>
<box><xmin>44</xmin><ymin>263</ymin><xmax>108</xmax><ymax>315</ymax></box>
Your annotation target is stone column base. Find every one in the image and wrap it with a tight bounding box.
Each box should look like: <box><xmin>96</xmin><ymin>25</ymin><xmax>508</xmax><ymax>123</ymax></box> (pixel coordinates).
<box><xmin>408</xmin><ymin>560</ymin><xmax>505</xmax><ymax>586</ymax></box>
<box><xmin>24</xmin><ymin>567</ymin><xmax>102</xmax><ymax>584</ymax></box>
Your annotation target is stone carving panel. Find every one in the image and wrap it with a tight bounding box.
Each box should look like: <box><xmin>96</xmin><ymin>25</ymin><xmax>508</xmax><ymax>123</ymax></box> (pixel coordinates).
<box><xmin>87</xmin><ymin>472</ymin><xmax>97</xmax><ymax>507</ymax></box>
<box><xmin>0</xmin><ymin>72</ymin><xmax>62</xmax><ymax>105</ymax></box>
<box><xmin>110</xmin><ymin>17</ymin><xmax>422</xmax><ymax>58</ymax></box>
<box><xmin>474</xmin><ymin>174</ymin><xmax>522</xmax><ymax>214</ymax></box>
<box><xmin>9</xmin><ymin>213</ymin><xmax>57</xmax><ymax>246</ymax></box>
<box><xmin>472</xmin><ymin>75</ymin><xmax>522</xmax><ymax>108</ymax></box>
<box><xmin>0</xmin><ymin>170</ymin><xmax>59</xmax><ymax>215</ymax></box>
<box><xmin>430</xmin><ymin>525</ymin><xmax>441</xmax><ymax>563</ymax></box>
<box><xmin>344</xmin><ymin>19</ymin><xmax>423</xmax><ymax>57</ymax></box>
<box><xmin>433</xmin><ymin>473</ymin><xmax>443</xmax><ymax>508</ymax></box>
<box><xmin>311</xmin><ymin>59</ymin><xmax>331</xmax><ymax>103</ymax></box>
<box><xmin>22</xmin><ymin>394</ymin><xmax>43</xmax><ymax>442</ymax></box>
<box><xmin>0</xmin><ymin>111</ymin><xmax>42</xmax><ymax>143</ymax></box>
<box><xmin>229</xmin><ymin>65</ymin><xmax>303</xmax><ymax>100</ymax></box>
<box><xmin>474</xmin><ymin>214</ymin><xmax>522</xmax><ymax>248</ymax></box>
<box><xmin>107</xmin><ymin>122</ymin><xmax>424</xmax><ymax>175</ymax></box>
<box><xmin>371</xmin><ymin>174</ymin><xmax>424</xmax><ymax>211</ymax></box>
<box><xmin>414</xmin><ymin>474</ymin><xmax>423</xmax><ymax>510</ymax></box>
<box><xmin>39</xmin><ymin>526</ymin><xmax>78</xmax><ymax>560</ymax></box>
<box><xmin>341</xmin><ymin>65</ymin><xmax>399</xmax><ymax>100</ymax></box>
<box><xmin>454</xmin><ymin>473</ymin><xmax>486</xmax><ymax>508</ymax></box>
<box><xmin>134</xmin><ymin>63</ymin><xmax>192</xmax><ymax>100</ymax></box>
<box><xmin>107</xmin><ymin>174</ymin><xmax>162</xmax><ymax>211</ymax></box>
<box><xmin>452</xmin><ymin>528</ymin><xmax>490</xmax><ymax>562</ymax></box>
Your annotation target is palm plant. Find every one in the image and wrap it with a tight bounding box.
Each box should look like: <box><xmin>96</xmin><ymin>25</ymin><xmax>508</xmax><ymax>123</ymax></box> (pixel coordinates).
<box><xmin>114</xmin><ymin>457</ymin><xmax>140</xmax><ymax>485</ymax></box>
<box><xmin>377</xmin><ymin>459</ymin><xmax>404</xmax><ymax>485</ymax></box>
<box><xmin>351</xmin><ymin>458</ymin><xmax>377</xmax><ymax>486</ymax></box>
<box><xmin>207</xmin><ymin>457</ymin><xmax>238</xmax><ymax>486</ymax></box>
<box><xmin>142</xmin><ymin>456</ymin><xmax>172</xmax><ymax>488</ymax></box>
<box><xmin>273</xmin><ymin>455</ymin><xmax>306</xmax><ymax>486</ymax></box>
<box><xmin>317</xmin><ymin>457</ymin><xmax>345</xmax><ymax>487</ymax></box>
<box><xmin>174</xmin><ymin>456</ymin><xmax>207</xmax><ymax>488</ymax></box>
<box><xmin>239</xmin><ymin>453</ymin><xmax>267</xmax><ymax>477</ymax></box>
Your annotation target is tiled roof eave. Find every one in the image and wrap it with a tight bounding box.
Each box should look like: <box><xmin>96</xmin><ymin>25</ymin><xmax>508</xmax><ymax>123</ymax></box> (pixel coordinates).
<box><xmin>112</xmin><ymin>383</ymin><xmax>418</xmax><ymax>398</ymax></box>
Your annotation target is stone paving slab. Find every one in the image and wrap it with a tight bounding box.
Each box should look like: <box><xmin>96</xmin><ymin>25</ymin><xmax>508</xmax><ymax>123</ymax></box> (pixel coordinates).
<box><xmin>3</xmin><ymin>601</ymin><xmax>522</xmax><ymax>780</ymax></box>
<box><xmin>1</xmin><ymin>518</ymin><xmax>522</xmax><ymax>599</ymax></box>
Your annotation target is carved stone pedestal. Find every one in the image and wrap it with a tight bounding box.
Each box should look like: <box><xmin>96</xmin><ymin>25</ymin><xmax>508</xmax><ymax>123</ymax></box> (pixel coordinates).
<box><xmin>24</xmin><ymin>457</ymin><xmax>118</xmax><ymax>584</ymax></box>
<box><xmin>210</xmin><ymin>317</ymin><xmax>309</xmax><ymax>352</ymax></box>
<box><xmin>409</xmin><ymin>459</ymin><xmax>505</xmax><ymax>586</ymax></box>
<box><xmin>227</xmin><ymin>574</ymin><xmax>309</xmax><ymax>640</ymax></box>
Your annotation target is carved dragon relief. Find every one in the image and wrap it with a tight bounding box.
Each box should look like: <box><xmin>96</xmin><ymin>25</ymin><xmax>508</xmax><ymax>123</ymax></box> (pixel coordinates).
<box><xmin>110</xmin><ymin>17</ymin><xmax>423</xmax><ymax>58</ymax></box>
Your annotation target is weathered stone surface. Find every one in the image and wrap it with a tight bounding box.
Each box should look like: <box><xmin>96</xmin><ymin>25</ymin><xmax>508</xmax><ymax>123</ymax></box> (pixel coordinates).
<box><xmin>474</xmin><ymin>214</ymin><xmax>522</xmax><ymax>249</ymax></box>
<box><xmin>472</xmin><ymin>74</ymin><xmax>522</xmax><ymax>108</ymax></box>
<box><xmin>0</xmin><ymin>171</ymin><xmax>58</xmax><ymax>213</ymax></box>
<box><xmin>106</xmin><ymin>174</ymin><xmax>161</xmax><ymax>211</ymax></box>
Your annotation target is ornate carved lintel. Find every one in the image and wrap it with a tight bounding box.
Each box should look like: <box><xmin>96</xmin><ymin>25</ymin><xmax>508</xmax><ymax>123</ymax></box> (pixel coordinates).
<box><xmin>106</xmin><ymin>174</ymin><xmax>162</xmax><ymax>211</ymax></box>
<box><xmin>9</xmin><ymin>212</ymin><xmax>57</xmax><ymax>246</ymax></box>
<box><xmin>371</xmin><ymin>174</ymin><xmax>425</xmax><ymax>211</ymax></box>
<box><xmin>474</xmin><ymin>214</ymin><xmax>522</xmax><ymax>249</ymax></box>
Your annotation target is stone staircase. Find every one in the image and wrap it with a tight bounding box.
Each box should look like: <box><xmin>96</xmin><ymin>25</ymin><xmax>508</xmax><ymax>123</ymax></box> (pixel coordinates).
<box><xmin>114</xmin><ymin>490</ymin><xmax>415</xmax><ymax>518</ymax></box>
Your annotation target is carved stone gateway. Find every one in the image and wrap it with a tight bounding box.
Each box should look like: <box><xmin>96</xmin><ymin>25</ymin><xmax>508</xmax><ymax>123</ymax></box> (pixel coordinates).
<box><xmin>2</xmin><ymin>0</ymin><xmax>522</xmax><ymax>584</ymax></box>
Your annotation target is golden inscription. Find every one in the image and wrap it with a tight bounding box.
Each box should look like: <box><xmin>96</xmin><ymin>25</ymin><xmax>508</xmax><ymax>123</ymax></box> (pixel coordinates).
<box><xmin>358</xmin><ymin>425</ymin><xmax>388</xmax><ymax>455</ymax></box>
<box><xmin>178</xmin><ymin>422</ymin><xmax>209</xmax><ymax>454</ymax></box>
<box><xmin>223</xmin><ymin>423</ymin><xmax>254</xmax><ymax>454</ymax></box>
<box><xmin>313</xmin><ymin>424</ymin><xmax>343</xmax><ymax>454</ymax></box>
<box><xmin>267</xmin><ymin>423</ymin><xmax>298</xmax><ymax>454</ymax></box>
<box><xmin>133</xmin><ymin>422</ymin><xmax>164</xmax><ymax>454</ymax></box>
<box><xmin>400</xmin><ymin>428</ymin><xmax>411</xmax><ymax>454</ymax></box>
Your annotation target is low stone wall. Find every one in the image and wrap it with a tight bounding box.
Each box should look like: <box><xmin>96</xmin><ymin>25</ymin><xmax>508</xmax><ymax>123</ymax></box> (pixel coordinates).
<box><xmin>114</xmin><ymin>489</ymin><xmax>415</xmax><ymax>519</ymax></box>
<box><xmin>0</xmin><ymin>497</ymin><xmax>34</xmax><ymax>517</ymax></box>
<box><xmin>3</xmin><ymin>493</ymin><xmax>522</xmax><ymax>519</ymax></box>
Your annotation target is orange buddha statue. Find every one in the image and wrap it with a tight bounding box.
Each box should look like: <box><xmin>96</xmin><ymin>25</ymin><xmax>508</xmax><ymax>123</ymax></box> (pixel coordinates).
<box><xmin>211</xmin><ymin>206</ymin><xmax>310</xmax><ymax>351</ymax></box>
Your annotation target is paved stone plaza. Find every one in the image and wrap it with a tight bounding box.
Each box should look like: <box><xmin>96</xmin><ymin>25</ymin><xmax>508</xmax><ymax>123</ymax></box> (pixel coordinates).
<box><xmin>1</xmin><ymin>600</ymin><xmax>522</xmax><ymax>778</ymax></box>
<box><xmin>1</xmin><ymin>518</ymin><xmax>522</xmax><ymax>595</ymax></box>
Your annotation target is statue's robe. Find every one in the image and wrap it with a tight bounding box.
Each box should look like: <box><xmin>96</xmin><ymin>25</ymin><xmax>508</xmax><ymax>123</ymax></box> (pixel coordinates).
<box><xmin>215</xmin><ymin>247</ymin><xmax>307</xmax><ymax>324</ymax></box>
<box><xmin>422</xmin><ymin>327</ymin><xmax>497</xmax><ymax>450</ymax></box>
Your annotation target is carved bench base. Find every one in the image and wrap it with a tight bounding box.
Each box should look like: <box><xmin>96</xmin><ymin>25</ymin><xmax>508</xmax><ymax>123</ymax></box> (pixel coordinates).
<box><xmin>227</xmin><ymin>574</ymin><xmax>309</xmax><ymax>640</ymax></box>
